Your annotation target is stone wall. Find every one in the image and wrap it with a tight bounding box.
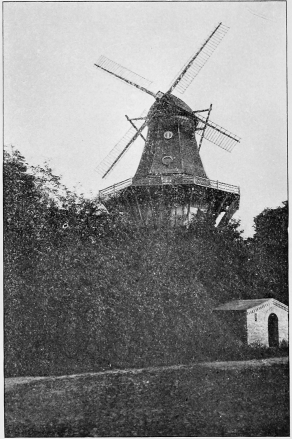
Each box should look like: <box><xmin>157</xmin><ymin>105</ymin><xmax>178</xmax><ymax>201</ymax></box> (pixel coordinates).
<box><xmin>246</xmin><ymin>300</ymin><xmax>288</xmax><ymax>346</ymax></box>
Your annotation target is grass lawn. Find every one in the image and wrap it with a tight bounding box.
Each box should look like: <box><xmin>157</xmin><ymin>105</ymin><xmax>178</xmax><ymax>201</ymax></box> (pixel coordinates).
<box><xmin>5</xmin><ymin>361</ymin><xmax>289</xmax><ymax>437</ymax></box>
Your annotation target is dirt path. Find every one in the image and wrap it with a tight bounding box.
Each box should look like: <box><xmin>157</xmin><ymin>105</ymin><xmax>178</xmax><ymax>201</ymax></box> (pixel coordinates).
<box><xmin>201</xmin><ymin>356</ymin><xmax>288</xmax><ymax>369</ymax></box>
<box><xmin>5</xmin><ymin>356</ymin><xmax>288</xmax><ymax>392</ymax></box>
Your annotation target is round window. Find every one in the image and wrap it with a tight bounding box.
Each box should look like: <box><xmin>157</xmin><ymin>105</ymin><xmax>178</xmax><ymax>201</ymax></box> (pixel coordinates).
<box><xmin>162</xmin><ymin>156</ymin><xmax>174</xmax><ymax>166</ymax></box>
<box><xmin>164</xmin><ymin>131</ymin><xmax>173</xmax><ymax>139</ymax></box>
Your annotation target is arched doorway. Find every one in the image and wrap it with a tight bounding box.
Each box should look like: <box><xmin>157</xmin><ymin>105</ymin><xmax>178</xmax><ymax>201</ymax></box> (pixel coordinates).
<box><xmin>268</xmin><ymin>313</ymin><xmax>279</xmax><ymax>347</ymax></box>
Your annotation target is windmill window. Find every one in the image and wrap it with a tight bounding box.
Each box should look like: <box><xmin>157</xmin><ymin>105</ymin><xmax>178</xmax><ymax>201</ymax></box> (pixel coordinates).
<box><xmin>162</xmin><ymin>156</ymin><xmax>174</xmax><ymax>166</ymax></box>
<box><xmin>164</xmin><ymin>131</ymin><xmax>173</xmax><ymax>139</ymax></box>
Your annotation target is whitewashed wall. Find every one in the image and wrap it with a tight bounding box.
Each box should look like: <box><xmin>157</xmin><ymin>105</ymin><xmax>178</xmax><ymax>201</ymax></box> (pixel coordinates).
<box><xmin>246</xmin><ymin>300</ymin><xmax>288</xmax><ymax>346</ymax></box>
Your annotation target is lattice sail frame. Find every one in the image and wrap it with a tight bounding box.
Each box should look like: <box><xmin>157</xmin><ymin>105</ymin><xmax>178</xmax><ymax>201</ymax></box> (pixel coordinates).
<box><xmin>95</xmin><ymin>55</ymin><xmax>156</xmax><ymax>97</ymax></box>
<box><xmin>168</xmin><ymin>23</ymin><xmax>229</xmax><ymax>94</ymax></box>
<box><xmin>196</xmin><ymin>116</ymin><xmax>240</xmax><ymax>152</ymax></box>
<box><xmin>95</xmin><ymin>110</ymin><xmax>148</xmax><ymax>178</ymax></box>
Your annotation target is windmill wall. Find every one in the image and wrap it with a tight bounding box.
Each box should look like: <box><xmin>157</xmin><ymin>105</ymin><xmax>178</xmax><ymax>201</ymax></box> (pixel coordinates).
<box><xmin>133</xmin><ymin>94</ymin><xmax>207</xmax><ymax>183</ymax></box>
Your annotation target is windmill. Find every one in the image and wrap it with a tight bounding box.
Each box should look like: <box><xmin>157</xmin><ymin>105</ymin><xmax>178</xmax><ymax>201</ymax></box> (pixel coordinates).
<box><xmin>95</xmin><ymin>23</ymin><xmax>240</xmax><ymax>228</ymax></box>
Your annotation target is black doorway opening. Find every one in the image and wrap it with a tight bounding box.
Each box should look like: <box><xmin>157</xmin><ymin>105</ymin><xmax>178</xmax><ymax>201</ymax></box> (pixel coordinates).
<box><xmin>268</xmin><ymin>313</ymin><xmax>279</xmax><ymax>348</ymax></box>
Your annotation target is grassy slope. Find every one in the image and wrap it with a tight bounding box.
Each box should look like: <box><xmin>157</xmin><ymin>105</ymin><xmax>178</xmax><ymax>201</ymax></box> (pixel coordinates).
<box><xmin>5</xmin><ymin>362</ymin><xmax>289</xmax><ymax>437</ymax></box>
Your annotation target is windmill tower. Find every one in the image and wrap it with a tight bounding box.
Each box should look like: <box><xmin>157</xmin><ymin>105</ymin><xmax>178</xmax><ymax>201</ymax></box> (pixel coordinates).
<box><xmin>96</xmin><ymin>23</ymin><xmax>240</xmax><ymax>227</ymax></box>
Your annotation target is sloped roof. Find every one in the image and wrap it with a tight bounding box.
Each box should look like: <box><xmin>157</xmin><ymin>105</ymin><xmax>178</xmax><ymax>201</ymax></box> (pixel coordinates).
<box><xmin>214</xmin><ymin>299</ymin><xmax>272</xmax><ymax>311</ymax></box>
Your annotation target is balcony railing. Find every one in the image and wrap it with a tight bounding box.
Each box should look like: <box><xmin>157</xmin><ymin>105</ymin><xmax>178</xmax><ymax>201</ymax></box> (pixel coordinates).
<box><xmin>99</xmin><ymin>178</ymin><xmax>133</xmax><ymax>199</ymax></box>
<box><xmin>99</xmin><ymin>175</ymin><xmax>240</xmax><ymax>200</ymax></box>
<box><xmin>183</xmin><ymin>176</ymin><xmax>240</xmax><ymax>194</ymax></box>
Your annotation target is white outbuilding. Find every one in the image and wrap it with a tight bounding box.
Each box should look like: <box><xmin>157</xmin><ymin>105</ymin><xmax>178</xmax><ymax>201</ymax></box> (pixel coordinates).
<box><xmin>214</xmin><ymin>298</ymin><xmax>288</xmax><ymax>347</ymax></box>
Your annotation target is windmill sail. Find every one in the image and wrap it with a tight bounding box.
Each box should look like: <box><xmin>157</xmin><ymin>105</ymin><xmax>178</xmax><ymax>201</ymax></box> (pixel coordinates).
<box><xmin>95</xmin><ymin>55</ymin><xmax>156</xmax><ymax>97</ymax></box>
<box><xmin>95</xmin><ymin>111</ymin><xmax>148</xmax><ymax>178</ymax></box>
<box><xmin>196</xmin><ymin>116</ymin><xmax>240</xmax><ymax>152</ymax></box>
<box><xmin>168</xmin><ymin>22</ymin><xmax>229</xmax><ymax>94</ymax></box>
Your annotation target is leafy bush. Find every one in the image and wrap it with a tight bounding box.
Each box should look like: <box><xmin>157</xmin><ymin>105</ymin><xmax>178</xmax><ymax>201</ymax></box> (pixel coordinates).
<box><xmin>4</xmin><ymin>147</ymin><xmax>288</xmax><ymax>377</ymax></box>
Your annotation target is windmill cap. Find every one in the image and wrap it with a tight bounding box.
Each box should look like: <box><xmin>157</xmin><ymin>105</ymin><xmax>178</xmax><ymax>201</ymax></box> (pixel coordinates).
<box><xmin>149</xmin><ymin>93</ymin><xmax>193</xmax><ymax>117</ymax></box>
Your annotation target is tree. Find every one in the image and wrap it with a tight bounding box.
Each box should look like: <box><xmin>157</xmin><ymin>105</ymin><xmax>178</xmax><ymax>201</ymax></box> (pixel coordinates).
<box><xmin>246</xmin><ymin>202</ymin><xmax>288</xmax><ymax>304</ymax></box>
<box><xmin>253</xmin><ymin>201</ymin><xmax>288</xmax><ymax>248</ymax></box>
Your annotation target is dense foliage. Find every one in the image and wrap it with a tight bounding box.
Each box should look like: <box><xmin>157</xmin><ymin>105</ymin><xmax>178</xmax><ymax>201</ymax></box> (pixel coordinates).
<box><xmin>247</xmin><ymin>202</ymin><xmax>288</xmax><ymax>303</ymax></box>
<box><xmin>4</xmin><ymin>148</ymin><xmax>288</xmax><ymax>377</ymax></box>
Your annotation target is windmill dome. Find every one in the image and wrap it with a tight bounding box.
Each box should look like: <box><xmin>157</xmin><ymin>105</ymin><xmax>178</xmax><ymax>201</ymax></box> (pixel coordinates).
<box><xmin>168</xmin><ymin>94</ymin><xmax>193</xmax><ymax>113</ymax></box>
<box><xmin>149</xmin><ymin>93</ymin><xmax>193</xmax><ymax>118</ymax></box>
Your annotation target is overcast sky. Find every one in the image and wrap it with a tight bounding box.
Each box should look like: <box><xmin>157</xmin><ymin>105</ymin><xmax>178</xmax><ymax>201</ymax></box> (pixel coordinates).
<box><xmin>4</xmin><ymin>1</ymin><xmax>286</xmax><ymax>236</ymax></box>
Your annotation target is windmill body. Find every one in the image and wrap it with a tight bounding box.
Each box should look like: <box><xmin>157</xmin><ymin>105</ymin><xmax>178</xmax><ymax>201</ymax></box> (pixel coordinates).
<box><xmin>133</xmin><ymin>94</ymin><xmax>207</xmax><ymax>182</ymax></box>
<box><xmin>95</xmin><ymin>23</ymin><xmax>241</xmax><ymax>228</ymax></box>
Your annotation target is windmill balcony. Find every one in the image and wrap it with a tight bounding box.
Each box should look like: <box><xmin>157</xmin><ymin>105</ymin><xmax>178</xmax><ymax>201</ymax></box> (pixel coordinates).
<box><xmin>98</xmin><ymin>175</ymin><xmax>240</xmax><ymax>201</ymax></box>
<box><xmin>98</xmin><ymin>175</ymin><xmax>240</xmax><ymax>228</ymax></box>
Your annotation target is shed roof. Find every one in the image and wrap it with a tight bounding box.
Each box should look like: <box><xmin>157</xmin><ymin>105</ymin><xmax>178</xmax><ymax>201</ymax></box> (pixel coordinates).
<box><xmin>214</xmin><ymin>298</ymin><xmax>272</xmax><ymax>311</ymax></box>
